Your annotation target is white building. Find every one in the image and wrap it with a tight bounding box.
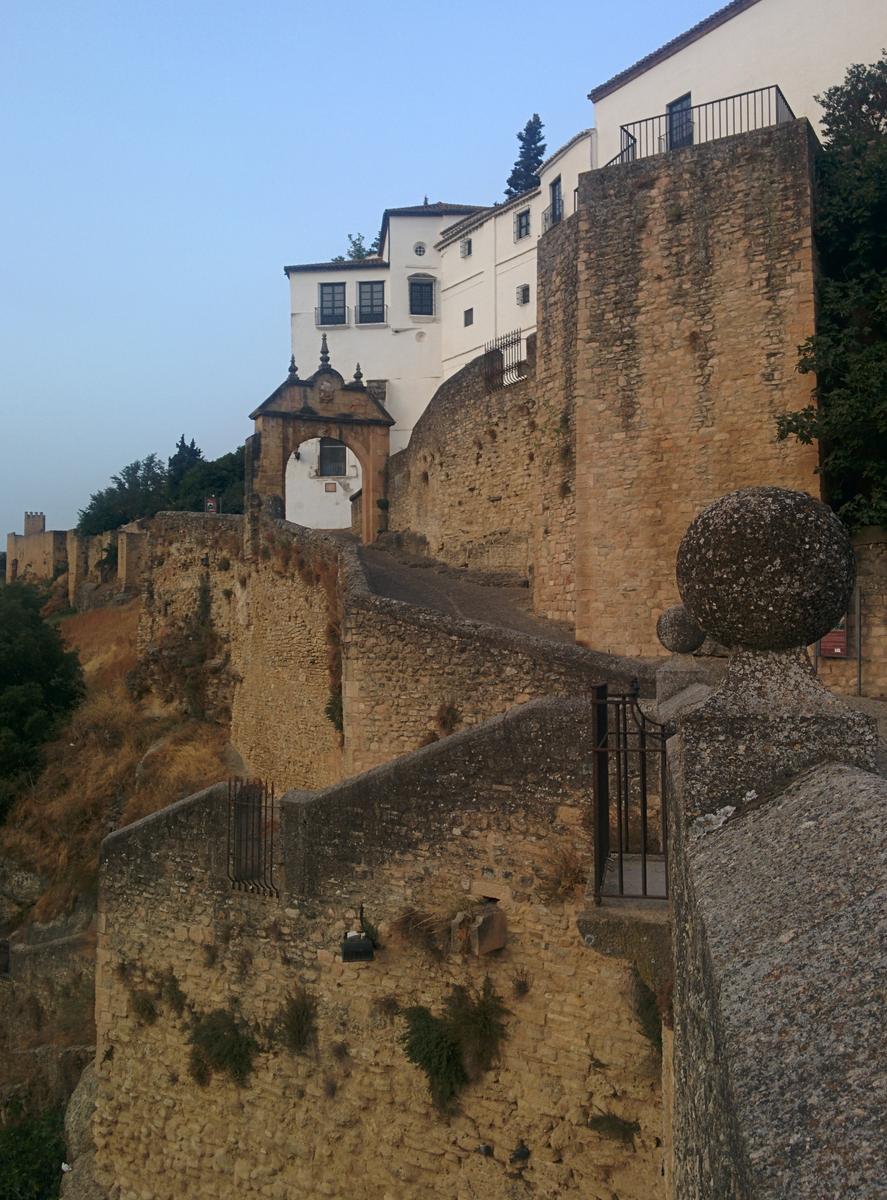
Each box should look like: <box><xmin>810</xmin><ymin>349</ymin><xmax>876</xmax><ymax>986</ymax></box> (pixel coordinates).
<box><xmin>435</xmin><ymin>130</ymin><xmax>596</xmax><ymax>377</ymax></box>
<box><xmin>589</xmin><ymin>0</ymin><xmax>886</xmax><ymax>166</ymax></box>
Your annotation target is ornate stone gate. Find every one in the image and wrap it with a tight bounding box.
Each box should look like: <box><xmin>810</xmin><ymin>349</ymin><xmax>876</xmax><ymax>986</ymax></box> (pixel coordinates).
<box><xmin>245</xmin><ymin>337</ymin><xmax>393</xmax><ymax>544</ymax></box>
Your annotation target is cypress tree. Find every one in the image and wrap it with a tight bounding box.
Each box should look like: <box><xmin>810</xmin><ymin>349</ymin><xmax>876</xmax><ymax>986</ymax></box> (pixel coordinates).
<box><xmin>505</xmin><ymin>114</ymin><xmax>547</xmax><ymax>198</ymax></box>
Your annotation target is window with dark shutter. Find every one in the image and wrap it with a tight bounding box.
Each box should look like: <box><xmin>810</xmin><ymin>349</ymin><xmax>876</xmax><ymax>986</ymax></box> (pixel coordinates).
<box><xmin>318</xmin><ymin>438</ymin><xmax>347</xmax><ymax>477</ymax></box>
<box><xmin>409</xmin><ymin>279</ymin><xmax>435</xmax><ymax>316</ymax></box>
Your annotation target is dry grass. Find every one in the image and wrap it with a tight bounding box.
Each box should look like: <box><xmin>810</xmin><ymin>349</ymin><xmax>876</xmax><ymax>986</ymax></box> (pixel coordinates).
<box><xmin>1</xmin><ymin>600</ymin><xmax>231</xmax><ymax>920</ymax></box>
<box><xmin>537</xmin><ymin>842</ymin><xmax>590</xmax><ymax>904</ymax></box>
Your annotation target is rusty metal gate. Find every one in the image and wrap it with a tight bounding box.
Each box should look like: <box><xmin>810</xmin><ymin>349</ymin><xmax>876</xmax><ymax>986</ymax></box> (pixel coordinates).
<box><xmin>226</xmin><ymin>778</ymin><xmax>279</xmax><ymax>897</ymax></box>
<box><xmin>591</xmin><ymin>683</ymin><xmax>668</xmax><ymax>902</ymax></box>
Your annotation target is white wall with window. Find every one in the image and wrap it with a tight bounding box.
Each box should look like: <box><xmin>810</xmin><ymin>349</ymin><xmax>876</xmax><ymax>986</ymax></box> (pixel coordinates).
<box><xmin>437</xmin><ymin>129</ymin><xmax>595</xmax><ymax>377</ymax></box>
<box><xmin>590</xmin><ymin>0</ymin><xmax>885</xmax><ymax>165</ymax></box>
<box><xmin>284</xmin><ymin>437</ymin><xmax>362</xmax><ymax>529</ymax></box>
<box><xmin>286</xmin><ymin>205</ymin><xmax>481</xmax><ymax>466</ymax></box>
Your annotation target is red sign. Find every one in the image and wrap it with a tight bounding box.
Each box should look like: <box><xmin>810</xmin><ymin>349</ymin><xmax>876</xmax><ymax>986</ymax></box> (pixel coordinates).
<box><xmin>205</xmin><ymin>496</ymin><xmax>218</xmax><ymax>514</ymax></box>
<box><xmin>820</xmin><ymin>616</ymin><xmax>848</xmax><ymax>659</ymax></box>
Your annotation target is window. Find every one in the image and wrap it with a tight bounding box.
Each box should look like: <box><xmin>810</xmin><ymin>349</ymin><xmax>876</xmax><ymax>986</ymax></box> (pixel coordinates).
<box><xmin>413</xmin><ymin>242</ymin><xmax>426</xmax><ymax>256</ymax></box>
<box><xmin>318</xmin><ymin>438</ymin><xmax>347</xmax><ymax>477</ymax></box>
<box><xmin>357</xmin><ymin>281</ymin><xmax>385</xmax><ymax>324</ymax></box>
<box><xmin>515</xmin><ymin>208</ymin><xmax>531</xmax><ymax>240</ymax></box>
<box><xmin>460</xmin><ymin>237</ymin><xmax>472</xmax><ymax>258</ymax></box>
<box><xmin>409</xmin><ymin>278</ymin><xmax>435</xmax><ymax>316</ymax></box>
<box><xmin>463</xmin><ymin>307</ymin><xmax>474</xmax><ymax>326</ymax></box>
<box><xmin>516</xmin><ymin>284</ymin><xmax>530</xmax><ymax>306</ymax></box>
<box><xmin>543</xmin><ymin>177</ymin><xmax>563</xmax><ymax>232</ymax></box>
<box><xmin>318</xmin><ymin>282</ymin><xmax>347</xmax><ymax>326</ymax></box>
<box><xmin>667</xmin><ymin>93</ymin><xmax>693</xmax><ymax>149</ymax></box>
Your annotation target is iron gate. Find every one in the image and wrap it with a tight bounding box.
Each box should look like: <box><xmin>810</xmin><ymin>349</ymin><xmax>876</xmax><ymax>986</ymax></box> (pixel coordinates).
<box><xmin>483</xmin><ymin>328</ymin><xmax>524</xmax><ymax>391</ymax></box>
<box><xmin>591</xmin><ymin>683</ymin><xmax>668</xmax><ymax>902</ymax></box>
<box><xmin>226</xmin><ymin>778</ymin><xmax>279</xmax><ymax>897</ymax></box>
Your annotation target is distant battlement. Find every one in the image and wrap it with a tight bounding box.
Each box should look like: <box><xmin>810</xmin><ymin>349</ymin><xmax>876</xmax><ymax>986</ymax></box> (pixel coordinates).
<box><xmin>23</xmin><ymin>511</ymin><xmax>46</xmax><ymax>536</ymax></box>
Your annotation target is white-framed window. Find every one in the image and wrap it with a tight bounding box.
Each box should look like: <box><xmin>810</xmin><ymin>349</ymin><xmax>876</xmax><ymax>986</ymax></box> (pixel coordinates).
<box><xmin>460</xmin><ymin>237</ymin><xmax>473</xmax><ymax>258</ymax></box>
<box><xmin>317</xmin><ymin>282</ymin><xmax>347</xmax><ymax>326</ymax></box>
<box><xmin>357</xmin><ymin>281</ymin><xmax>386</xmax><ymax>324</ymax></box>
<box><xmin>463</xmin><ymin>307</ymin><xmax>474</xmax><ymax>327</ymax></box>
<box><xmin>516</xmin><ymin>284</ymin><xmax>530</xmax><ymax>306</ymax></box>
<box><xmin>514</xmin><ymin>208</ymin><xmax>531</xmax><ymax>240</ymax></box>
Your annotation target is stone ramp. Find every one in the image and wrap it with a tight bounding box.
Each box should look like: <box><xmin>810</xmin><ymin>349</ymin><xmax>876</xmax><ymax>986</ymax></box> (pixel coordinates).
<box><xmin>358</xmin><ymin>544</ymin><xmax>577</xmax><ymax>644</ymax></box>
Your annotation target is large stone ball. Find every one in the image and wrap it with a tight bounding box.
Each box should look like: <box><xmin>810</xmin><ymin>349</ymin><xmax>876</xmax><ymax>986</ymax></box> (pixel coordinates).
<box><xmin>656</xmin><ymin>604</ymin><xmax>706</xmax><ymax>654</ymax></box>
<box><xmin>676</xmin><ymin>487</ymin><xmax>855</xmax><ymax>651</ymax></box>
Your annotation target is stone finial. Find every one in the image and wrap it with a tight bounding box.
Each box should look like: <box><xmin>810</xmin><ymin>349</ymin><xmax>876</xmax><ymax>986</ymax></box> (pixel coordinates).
<box><xmin>353</xmin><ymin>362</ymin><xmax>363</xmax><ymax>383</ymax></box>
<box><xmin>657</xmin><ymin>604</ymin><xmax>705</xmax><ymax>654</ymax></box>
<box><xmin>676</xmin><ymin>487</ymin><xmax>855</xmax><ymax>651</ymax></box>
<box><xmin>319</xmin><ymin>334</ymin><xmax>330</xmax><ymax>368</ymax></box>
<box><xmin>287</xmin><ymin>355</ymin><xmax>299</xmax><ymax>380</ymax></box>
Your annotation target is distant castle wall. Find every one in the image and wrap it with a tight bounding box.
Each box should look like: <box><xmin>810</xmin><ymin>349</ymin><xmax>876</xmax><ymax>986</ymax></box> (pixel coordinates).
<box><xmin>5</xmin><ymin>528</ymin><xmax>67</xmax><ymax>585</ymax></box>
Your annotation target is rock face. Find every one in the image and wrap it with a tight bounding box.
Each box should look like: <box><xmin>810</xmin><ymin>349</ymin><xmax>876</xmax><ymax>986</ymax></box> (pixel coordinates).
<box><xmin>676</xmin><ymin>487</ymin><xmax>855</xmax><ymax>651</ymax></box>
<box><xmin>61</xmin><ymin>1061</ymin><xmax>105</xmax><ymax>1200</ymax></box>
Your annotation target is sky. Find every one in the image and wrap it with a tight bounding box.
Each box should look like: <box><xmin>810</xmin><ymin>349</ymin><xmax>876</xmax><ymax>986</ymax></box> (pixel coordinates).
<box><xmin>0</xmin><ymin>0</ymin><xmax>719</xmax><ymax>537</ymax></box>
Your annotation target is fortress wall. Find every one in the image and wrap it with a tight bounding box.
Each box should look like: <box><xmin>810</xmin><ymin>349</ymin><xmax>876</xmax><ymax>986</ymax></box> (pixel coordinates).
<box><xmin>547</xmin><ymin>120</ymin><xmax>821</xmax><ymax>656</ymax></box>
<box><xmin>93</xmin><ymin>701</ymin><xmax>665</xmax><ymax>1200</ymax></box>
<box><xmin>340</xmin><ymin>548</ymin><xmax>653</xmax><ymax>777</ymax></box>
<box><xmin>5</xmin><ymin>530</ymin><xmax>67</xmax><ymax>584</ymax></box>
<box><xmin>386</xmin><ymin>356</ymin><xmax>539</xmax><ymax>581</ymax></box>
<box><xmin>138</xmin><ymin>513</ymin><xmax>344</xmax><ymax>791</ymax></box>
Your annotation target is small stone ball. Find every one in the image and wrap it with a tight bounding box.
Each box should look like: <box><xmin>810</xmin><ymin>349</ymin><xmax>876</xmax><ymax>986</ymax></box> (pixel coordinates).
<box><xmin>656</xmin><ymin>604</ymin><xmax>706</xmax><ymax>654</ymax></box>
<box><xmin>676</xmin><ymin>487</ymin><xmax>855</xmax><ymax>651</ymax></box>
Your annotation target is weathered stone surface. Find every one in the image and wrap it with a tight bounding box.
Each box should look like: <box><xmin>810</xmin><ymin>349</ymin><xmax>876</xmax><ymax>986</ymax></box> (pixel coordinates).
<box><xmin>656</xmin><ymin>605</ymin><xmax>705</xmax><ymax>654</ymax></box>
<box><xmin>676</xmin><ymin>486</ymin><xmax>855</xmax><ymax>651</ymax></box>
<box><xmin>64</xmin><ymin>1061</ymin><xmax>97</xmax><ymax>1161</ymax></box>
<box><xmin>672</xmin><ymin>763</ymin><xmax>887</xmax><ymax>1199</ymax></box>
<box><xmin>674</xmin><ymin>648</ymin><xmax>876</xmax><ymax>818</ymax></box>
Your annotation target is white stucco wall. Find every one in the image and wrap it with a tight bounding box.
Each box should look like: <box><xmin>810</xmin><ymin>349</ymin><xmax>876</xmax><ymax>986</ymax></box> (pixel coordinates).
<box><xmin>592</xmin><ymin>0</ymin><xmax>886</xmax><ymax>164</ymax></box>
<box><xmin>284</xmin><ymin>439</ymin><xmax>361</xmax><ymax>529</ymax></box>
<box><xmin>438</xmin><ymin>130</ymin><xmax>595</xmax><ymax>377</ymax></box>
<box><xmin>289</xmin><ymin>212</ymin><xmax>468</xmax><ymax>453</ymax></box>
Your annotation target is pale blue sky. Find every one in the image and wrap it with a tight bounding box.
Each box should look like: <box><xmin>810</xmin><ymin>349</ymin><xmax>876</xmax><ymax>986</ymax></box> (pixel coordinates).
<box><xmin>1</xmin><ymin>0</ymin><xmax>717</xmax><ymax>536</ymax></box>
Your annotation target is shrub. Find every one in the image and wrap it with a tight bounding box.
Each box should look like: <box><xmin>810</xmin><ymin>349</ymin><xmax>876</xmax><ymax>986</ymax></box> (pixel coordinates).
<box><xmin>130</xmin><ymin>989</ymin><xmax>158</xmax><ymax>1025</ymax></box>
<box><xmin>444</xmin><ymin>977</ymin><xmax>509</xmax><ymax>1076</ymax></box>
<box><xmin>589</xmin><ymin>1112</ymin><xmax>640</xmax><ymax>1143</ymax></box>
<box><xmin>278</xmin><ymin>985</ymin><xmax>318</xmax><ymax>1056</ymax></box>
<box><xmin>372</xmin><ymin>994</ymin><xmax>401</xmax><ymax>1022</ymax></box>
<box><xmin>331</xmin><ymin>1041</ymin><xmax>350</xmax><ymax>1063</ymax></box>
<box><xmin>401</xmin><ymin>977</ymin><xmax>509</xmax><ymax>1111</ymax></box>
<box><xmin>401</xmin><ymin>1006</ymin><xmax>468</xmax><ymax>1112</ymax></box>
<box><xmin>538</xmin><ymin>842</ymin><xmax>588</xmax><ymax>903</ymax></box>
<box><xmin>324</xmin><ymin>688</ymin><xmax>343</xmax><ymax>733</ymax></box>
<box><xmin>435</xmin><ymin>701</ymin><xmax>462</xmax><ymax>737</ymax></box>
<box><xmin>512</xmin><ymin>967</ymin><xmax>531</xmax><ymax>999</ymax></box>
<box><xmin>189</xmin><ymin>1009</ymin><xmax>258</xmax><ymax>1087</ymax></box>
<box><xmin>0</xmin><ymin>1104</ymin><xmax>65</xmax><ymax>1200</ymax></box>
<box><xmin>160</xmin><ymin>970</ymin><xmax>187</xmax><ymax>1018</ymax></box>
<box><xmin>392</xmin><ymin>906</ymin><xmax>443</xmax><ymax>961</ymax></box>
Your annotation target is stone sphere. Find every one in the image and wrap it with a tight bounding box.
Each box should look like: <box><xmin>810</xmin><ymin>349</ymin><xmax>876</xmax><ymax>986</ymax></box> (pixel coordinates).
<box><xmin>656</xmin><ymin>604</ymin><xmax>706</xmax><ymax>654</ymax></box>
<box><xmin>676</xmin><ymin>487</ymin><xmax>855</xmax><ymax>651</ymax></box>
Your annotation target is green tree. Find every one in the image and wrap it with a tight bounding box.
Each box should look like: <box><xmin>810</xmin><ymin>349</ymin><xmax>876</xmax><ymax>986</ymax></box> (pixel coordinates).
<box><xmin>169</xmin><ymin>446</ymin><xmax>245</xmax><ymax>514</ymax></box>
<box><xmin>777</xmin><ymin>53</ymin><xmax>887</xmax><ymax>528</ymax></box>
<box><xmin>167</xmin><ymin>435</ymin><xmax>204</xmax><ymax>490</ymax></box>
<box><xmin>331</xmin><ymin>232</ymin><xmax>381</xmax><ymax>262</ymax></box>
<box><xmin>0</xmin><ymin>584</ymin><xmax>83</xmax><ymax>823</ymax></box>
<box><xmin>0</xmin><ymin>1105</ymin><xmax>66</xmax><ymax>1200</ymax></box>
<box><xmin>505</xmin><ymin>114</ymin><xmax>546</xmax><ymax>198</ymax></box>
<box><xmin>76</xmin><ymin>454</ymin><xmax>169</xmax><ymax>535</ymax></box>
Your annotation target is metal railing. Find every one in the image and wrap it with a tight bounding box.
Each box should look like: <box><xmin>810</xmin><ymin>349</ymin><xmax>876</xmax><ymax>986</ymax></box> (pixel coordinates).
<box><xmin>591</xmin><ymin>684</ymin><xmax>668</xmax><ymax>902</ymax></box>
<box><xmin>226</xmin><ymin>778</ymin><xmax>279</xmax><ymax>897</ymax></box>
<box><xmin>483</xmin><ymin>328</ymin><xmax>525</xmax><ymax>391</ymax></box>
<box><xmin>355</xmin><ymin>304</ymin><xmax>388</xmax><ymax>326</ymax></box>
<box><xmin>315</xmin><ymin>306</ymin><xmax>350</xmax><ymax>327</ymax></box>
<box><xmin>604</xmin><ymin>85</ymin><xmax>795</xmax><ymax>168</ymax></box>
<box><xmin>542</xmin><ymin>198</ymin><xmax>564</xmax><ymax>232</ymax></box>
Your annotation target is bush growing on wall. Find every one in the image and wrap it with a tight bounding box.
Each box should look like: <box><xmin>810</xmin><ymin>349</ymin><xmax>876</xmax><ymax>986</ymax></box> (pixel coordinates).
<box><xmin>0</xmin><ymin>1103</ymin><xmax>65</xmax><ymax>1200</ymax></box>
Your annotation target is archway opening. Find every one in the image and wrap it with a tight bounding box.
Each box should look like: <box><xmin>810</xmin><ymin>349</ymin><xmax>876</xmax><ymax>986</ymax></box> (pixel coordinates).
<box><xmin>285</xmin><ymin>437</ymin><xmax>363</xmax><ymax>530</ymax></box>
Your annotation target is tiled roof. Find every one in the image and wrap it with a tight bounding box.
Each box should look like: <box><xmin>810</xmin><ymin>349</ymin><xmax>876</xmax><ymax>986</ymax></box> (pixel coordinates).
<box><xmin>284</xmin><ymin>257</ymin><xmax>389</xmax><ymax>275</ymax></box>
<box><xmin>377</xmin><ymin>202</ymin><xmax>484</xmax><ymax>248</ymax></box>
<box><xmin>435</xmin><ymin>189</ymin><xmax>540</xmax><ymax>248</ymax></box>
<box><xmin>588</xmin><ymin>0</ymin><xmax>765</xmax><ymax>103</ymax></box>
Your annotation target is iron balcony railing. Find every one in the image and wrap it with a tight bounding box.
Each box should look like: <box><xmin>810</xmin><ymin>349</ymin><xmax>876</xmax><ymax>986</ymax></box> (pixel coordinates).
<box><xmin>226</xmin><ymin>778</ymin><xmax>279</xmax><ymax>898</ymax></box>
<box><xmin>315</xmin><ymin>305</ymin><xmax>350</xmax><ymax>327</ymax></box>
<box><xmin>604</xmin><ymin>84</ymin><xmax>795</xmax><ymax>168</ymax></box>
<box><xmin>542</xmin><ymin>198</ymin><xmax>564</xmax><ymax>233</ymax></box>
<box><xmin>483</xmin><ymin>328</ymin><xmax>525</xmax><ymax>391</ymax></box>
<box><xmin>355</xmin><ymin>304</ymin><xmax>388</xmax><ymax>326</ymax></box>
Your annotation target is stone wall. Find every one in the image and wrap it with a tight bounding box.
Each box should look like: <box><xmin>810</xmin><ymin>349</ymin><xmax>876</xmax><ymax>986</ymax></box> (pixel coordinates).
<box><xmin>547</xmin><ymin>121</ymin><xmax>822</xmax><ymax>656</ymax></box>
<box><xmin>340</xmin><ymin>547</ymin><xmax>653</xmax><ymax>776</ymax></box>
<box><xmin>137</xmin><ymin>513</ymin><xmax>344</xmax><ymax>791</ymax></box>
<box><xmin>5</xmin><ymin>530</ymin><xmax>67</xmax><ymax>584</ymax></box>
<box><xmin>92</xmin><ymin>700</ymin><xmax>665</xmax><ymax>1200</ymax></box>
<box><xmin>816</xmin><ymin>529</ymin><xmax>887</xmax><ymax>700</ymax></box>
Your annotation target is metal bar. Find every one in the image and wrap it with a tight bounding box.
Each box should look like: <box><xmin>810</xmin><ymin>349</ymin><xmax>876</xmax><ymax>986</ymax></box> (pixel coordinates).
<box><xmin>856</xmin><ymin>587</ymin><xmax>862</xmax><ymax>696</ymax></box>
<box><xmin>638</xmin><ymin>710</ymin><xmax>648</xmax><ymax>898</ymax></box>
<box><xmin>591</xmin><ymin>683</ymin><xmax>609</xmax><ymax>903</ymax></box>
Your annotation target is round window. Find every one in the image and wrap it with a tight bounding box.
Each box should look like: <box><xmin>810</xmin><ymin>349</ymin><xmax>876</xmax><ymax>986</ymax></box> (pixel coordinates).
<box><xmin>413</xmin><ymin>242</ymin><xmax>426</xmax><ymax>256</ymax></box>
